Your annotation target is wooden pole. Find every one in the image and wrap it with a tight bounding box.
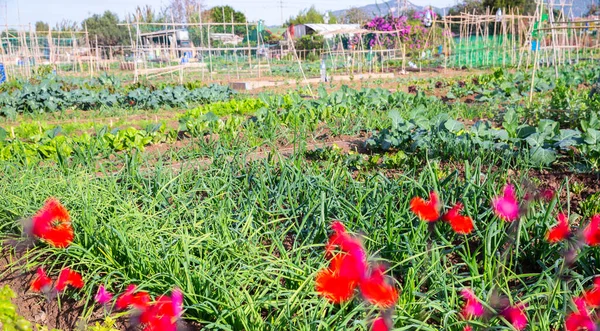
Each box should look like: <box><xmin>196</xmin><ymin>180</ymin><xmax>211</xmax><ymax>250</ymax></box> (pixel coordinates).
<box><xmin>85</xmin><ymin>24</ymin><xmax>93</xmax><ymax>77</ymax></box>
<box><xmin>245</xmin><ymin>20</ymin><xmax>252</xmax><ymax>76</ymax></box>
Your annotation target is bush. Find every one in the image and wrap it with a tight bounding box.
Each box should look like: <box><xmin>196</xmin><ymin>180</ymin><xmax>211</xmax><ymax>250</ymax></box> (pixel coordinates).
<box><xmin>295</xmin><ymin>34</ymin><xmax>325</xmax><ymax>51</ymax></box>
<box><xmin>0</xmin><ymin>285</ymin><xmax>31</xmax><ymax>331</ymax></box>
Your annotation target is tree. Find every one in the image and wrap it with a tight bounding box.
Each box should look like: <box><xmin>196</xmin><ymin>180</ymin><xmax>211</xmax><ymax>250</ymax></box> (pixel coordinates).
<box><xmin>447</xmin><ymin>0</ymin><xmax>485</xmax><ymax>15</ymax></box>
<box><xmin>481</xmin><ymin>0</ymin><xmax>535</xmax><ymax>14</ymax></box>
<box><xmin>586</xmin><ymin>2</ymin><xmax>600</xmax><ymax>16</ymax></box>
<box><xmin>163</xmin><ymin>0</ymin><xmax>203</xmax><ymax>23</ymax></box>
<box><xmin>209</xmin><ymin>5</ymin><xmax>247</xmax><ymax>35</ymax></box>
<box><xmin>83</xmin><ymin>11</ymin><xmax>128</xmax><ymax>46</ymax></box>
<box><xmin>328</xmin><ymin>13</ymin><xmax>338</xmax><ymax>24</ymax></box>
<box><xmin>338</xmin><ymin>7</ymin><xmax>370</xmax><ymax>24</ymax></box>
<box><xmin>133</xmin><ymin>5</ymin><xmax>162</xmax><ymax>23</ymax></box>
<box><xmin>286</xmin><ymin>6</ymin><xmax>331</xmax><ymax>25</ymax></box>
<box><xmin>54</xmin><ymin>20</ymin><xmax>80</xmax><ymax>32</ymax></box>
<box><xmin>448</xmin><ymin>0</ymin><xmax>535</xmax><ymax>15</ymax></box>
<box><xmin>35</xmin><ymin>21</ymin><xmax>49</xmax><ymax>33</ymax></box>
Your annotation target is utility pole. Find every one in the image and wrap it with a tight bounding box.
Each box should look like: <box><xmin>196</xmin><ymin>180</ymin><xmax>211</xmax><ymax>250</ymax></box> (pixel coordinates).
<box><xmin>280</xmin><ymin>0</ymin><xmax>284</xmax><ymax>26</ymax></box>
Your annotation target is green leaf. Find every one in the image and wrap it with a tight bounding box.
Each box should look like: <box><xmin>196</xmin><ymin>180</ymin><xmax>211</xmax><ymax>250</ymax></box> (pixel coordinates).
<box><xmin>502</xmin><ymin>109</ymin><xmax>518</xmax><ymax>137</ymax></box>
<box><xmin>537</xmin><ymin>119</ymin><xmax>559</xmax><ymax>136</ymax></box>
<box><xmin>516</xmin><ymin>125</ymin><xmax>536</xmax><ymax>138</ymax></box>
<box><xmin>443</xmin><ymin>119</ymin><xmax>464</xmax><ymax>133</ymax></box>
<box><xmin>45</xmin><ymin>126</ymin><xmax>62</xmax><ymax>139</ymax></box>
<box><xmin>492</xmin><ymin>129</ymin><xmax>509</xmax><ymax>141</ymax></box>
<box><xmin>554</xmin><ymin>129</ymin><xmax>582</xmax><ymax>149</ymax></box>
<box><xmin>525</xmin><ymin>133</ymin><xmax>546</xmax><ymax>148</ymax></box>
<box><xmin>388</xmin><ymin>109</ymin><xmax>403</xmax><ymax>128</ymax></box>
<box><xmin>530</xmin><ymin>147</ymin><xmax>557</xmax><ymax>166</ymax></box>
<box><xmin>582</xmin><ymin>112</ymin><xmax>600</xmax><ymax>131</ymax></box>
<box><xmin>584</xmin><ymin>128</ymin><xmax>600</xmax><ymax>145</ymax></box>
<box><xmin>470</xmin><ymin>120</ymin><xmax>492</xmax><ymax>137</ymax></box>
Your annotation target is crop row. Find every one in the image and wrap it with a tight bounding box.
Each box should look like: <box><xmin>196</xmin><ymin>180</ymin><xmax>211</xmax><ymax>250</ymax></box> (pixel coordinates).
<box><xmin>0</xmin><ymin>87</ymin><xmax>443</xmax><ymax>163</ymax></box>
<box><xmin>3</xmin><ymin>86</ymin><xmax>600</xmax><ymax>173</ymax></box>
<box><xmin>367</xmin><ymin>109</ymin><xmax>600</xmax><ymax>169</ymax></box>
<box><xmin>0</xmin><ymin>76</ymin><xmax>233</xmax><ymax>116</ymax></box>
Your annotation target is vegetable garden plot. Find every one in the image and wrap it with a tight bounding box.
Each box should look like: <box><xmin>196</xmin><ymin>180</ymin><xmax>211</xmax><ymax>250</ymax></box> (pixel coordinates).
<box><xmin>1</xmin><ymin>65</ymin><xmax>600</xmax><ymax>331</ymax></box>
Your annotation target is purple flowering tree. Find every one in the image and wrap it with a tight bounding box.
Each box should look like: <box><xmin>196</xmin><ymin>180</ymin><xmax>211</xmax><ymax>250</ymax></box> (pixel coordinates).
<box><xmin>355</xmin><ymin>12</ymin><xmax>435</xmax><ymax>50</ymax></box>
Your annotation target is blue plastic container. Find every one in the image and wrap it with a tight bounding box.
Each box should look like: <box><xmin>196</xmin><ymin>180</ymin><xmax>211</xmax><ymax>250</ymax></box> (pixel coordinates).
<box><xmin>531</xmin><ymin>40</ymin><xmax>539</xmax><ymax>51</ymax></box>
<box><xmin>0</xmin><ymin>63</ymin><xmax>6</xmax><ymax>84</ymax></box>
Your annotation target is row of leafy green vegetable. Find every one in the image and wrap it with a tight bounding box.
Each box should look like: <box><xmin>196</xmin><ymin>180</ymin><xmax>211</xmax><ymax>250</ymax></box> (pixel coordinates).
<box><xmin>0</xmin><ymin>74</ymin><xmax>234</xmax><ymax>116</ymax></box>
<box><xmin>408</xmin><ymin>65</ymin><xmax>600</xmax><ymax>107</ymax></box>
<box><xmin>367</xmin><ymin>108</ymin><xmax>600</xmax><ymax>169</ymax></box>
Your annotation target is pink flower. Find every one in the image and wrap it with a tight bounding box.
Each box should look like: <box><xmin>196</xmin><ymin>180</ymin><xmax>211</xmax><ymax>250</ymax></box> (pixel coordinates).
<box><xmin>540</xmin><ymin>188</ymin><xmax>555</xmax><ymax>202</ymax></box>
<box><xmin>171</xmin><ymin>288</ymin><xmax>184</xmax><ymax>318</ymax></box>
<box><xmin>95</xmin><ymin>285</ymin><xmax>113</xmax><ymax>305</ymax></box>
<box><xmin>492</xmin><ymin>184</ymin><xmax>520</xmax><ymax>221</ymax></box>
<box><xmin>371</xmin><ymin>316</ymin><xmax>390</xmax><ymax>331</ymax></box>
<box><xmin>460</xmin><ymin>289</ymin><xmax>484</xmax><ymax>319</ymax></box>
<box><xmin>565</xmin><ymin>297</ymin><xmax>597</xmax><ymax>331</ymax></box>
<box><xmin>501</xmin><ymin>303</ymin><xmax>528</xmax><ymax>330</ymax></box>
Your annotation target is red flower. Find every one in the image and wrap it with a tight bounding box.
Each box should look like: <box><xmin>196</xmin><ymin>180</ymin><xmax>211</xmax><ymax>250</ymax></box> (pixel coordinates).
<box><xmin>460</xmin><ymin>288</ymin><xmax>484</xmax><ymax>319</ymax></box>
<box><xmin>442</xmin><ymin>203</ymin><xmax>474</xmax><ymax>235</ymax></box>
<box><xmin>584</xmin><ymin>215</ymin><xmax>600</xmax><ymax>246</ymax></box>
<box><xmin>31</xmin><ymin>267</ymin><xmax>52</xmax><ymax>293</ymax></box>
<box><xmin>546</xmin><ymin>213</ymin><xmax>571</xmax><ymax>243</ymax></box>
<box><xmin>463</xmin><ymin>326</ymin><xmax>472</xmax><ymax>331</ymax></box>
<box><xmin>55</xmin><ymin>268</ymin><xmax>84</xmax><ymax>292</ymax></box>
<box><xmin>116</xmin><ymin>285</ymin><xmax>151</xmax><ymax>310</ymax></box>
<box><xmin>583</xmin><ymin>278</ymin><xmax>600</xmax><ymax>308</ymax></box>
<box><xmin>315</xmin><ymin>254</ymin><xmax>360</xmax><ymax>304</ymax></box>
<box><xmin>31</xmin><ymin>198</ymin><xmax>74</xmax><ymax>248</ymax></box>
<box><xmin>501</xmin><ymin>303</ymin><xmax>528</xmax><ymax>330</ymax></box>
<box><xmin>410</xmin><ymin>191</ymin><xmax>441</xmax><ymax>222</ymax></box>
<box><xmin>326</xmin><ymin>221</ymin><xmax>367</xmax><ymax>271</ymax></box>
<box><xmin>358</xmin><ymin>265</ymin><xmax>398</xmax><ymax>308</ymax></box>
<box><xmin>317</xmin><ymin>221</ymin><xmax>370</xmax><ymax>304</ymax></box>
<box><xmin>565</xmin><ymin>297</ymin><xmax>597</xmax><ymax>331</ymax></box>
<box><xmin>139</xmin><ymin>289</ymin><xmax>183</xmax><ymax>331</ymax></box>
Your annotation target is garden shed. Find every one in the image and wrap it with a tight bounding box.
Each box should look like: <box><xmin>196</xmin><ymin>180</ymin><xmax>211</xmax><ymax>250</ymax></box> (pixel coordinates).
<box><xmin>285</xmin><ymin>24</ymin><xmax>361</xmax><ymax>40</ymax></box>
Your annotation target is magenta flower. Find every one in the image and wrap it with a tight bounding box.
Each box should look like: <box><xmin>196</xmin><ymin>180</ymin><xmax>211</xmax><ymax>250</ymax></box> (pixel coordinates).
<box><xmin>565</xmin><ymin>297</ymin><xmax>597</xmax><ymax>331</ymax></box>
<box><xmin>501</xmin><ymin>303</ymin><xmax>528</xmax><ymax>330</ymax></box>
<box><xmin>95</xmin><ymin>285</ymin><xmax>113</xmax><ymax>305</ymax></box>
<box><xmin>492</xmin><ymin>184</ymin><xmax>520</xmax><ymax>221</ymax></box>
<box><xmin>171</xmin><ymin>287</ymin><xmax>184</xmax><ymax>317</ymax></box>
<box><xmin>460</xmin><ymin>289</ymin><xmax>484</xmax><ymax>319</ymax></box>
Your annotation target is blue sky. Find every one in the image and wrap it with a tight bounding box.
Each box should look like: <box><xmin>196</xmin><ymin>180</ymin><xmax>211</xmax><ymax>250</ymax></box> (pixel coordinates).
<box><xmin>3</xmin><ymin>0</ymin><xmax>458</xmax><ymax>27</ymax></box>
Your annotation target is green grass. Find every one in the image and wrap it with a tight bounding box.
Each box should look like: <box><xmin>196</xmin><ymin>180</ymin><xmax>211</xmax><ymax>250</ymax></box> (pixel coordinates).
<box><xmin>0</xmin><ymin>151</ymin><xmax>596</xmax><ymax>330</ymax></box>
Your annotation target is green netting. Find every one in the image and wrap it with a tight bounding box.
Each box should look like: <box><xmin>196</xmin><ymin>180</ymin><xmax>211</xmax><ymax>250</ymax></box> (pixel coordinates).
<box><xmin>447</xmin><ymin>34</ymin><xmax>522</xmax><ymax>68</ymax></box>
